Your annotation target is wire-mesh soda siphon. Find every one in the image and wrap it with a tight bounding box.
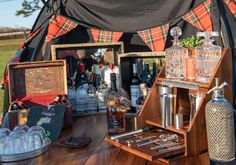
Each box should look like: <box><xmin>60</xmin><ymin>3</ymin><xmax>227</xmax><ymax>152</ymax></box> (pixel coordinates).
<box><xmin>165</xmin><ymin>27</ymin><xmax>188</xmax><ymax>79</ymax></box>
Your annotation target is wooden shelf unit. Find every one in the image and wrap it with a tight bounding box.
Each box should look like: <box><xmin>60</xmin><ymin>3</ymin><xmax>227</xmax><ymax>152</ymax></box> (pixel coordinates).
<box><xmin>106</xmin><ymin>49</ymin><xmax>233</xmax><ymax>164</ymax></box>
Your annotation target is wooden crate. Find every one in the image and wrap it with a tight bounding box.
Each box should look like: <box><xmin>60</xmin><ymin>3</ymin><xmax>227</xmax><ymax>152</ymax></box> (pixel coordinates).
<box><xmin>106</xmin><ymin>49</ymin><xmax>232</xmax><ymax>164</ymax></box>
<box><xmin>8</xmin><ymin>60</ymin><xmax>67</xmax><ymax>106</ymax></box>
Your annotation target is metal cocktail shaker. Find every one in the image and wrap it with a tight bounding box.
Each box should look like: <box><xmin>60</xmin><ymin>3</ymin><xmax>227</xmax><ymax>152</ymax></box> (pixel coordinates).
<box><xmin>166</xmin><ymin>94</ymin><xmax>176</xmax><ymax>126</ymax></box>
<box><xmin>189</xmin><ymin>92</ymin><xmax>203</xmax><ymax>123</ymax></box>
<box><xmin>158</xmin><ymin>86</ymin><xmax>171</xmax><ymax>127</ymax></box>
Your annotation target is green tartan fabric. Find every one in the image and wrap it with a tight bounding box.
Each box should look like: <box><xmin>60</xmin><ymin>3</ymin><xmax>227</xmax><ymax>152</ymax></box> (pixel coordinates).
<box><xmin>46</xmin><ymin>15</ymin><xmax>78</xmax><ymax>43</ymax></box>
<box><xmin>90</xmin><ymin>28</ymin><xmax>123</xmax><ymax>43</ymax></box>
<box><xmin>182</xmin><ymin>0</ymin><xmax>212</xmax><ymax>31</ymax></box>
<box><xmin>137</xmin><ymin>23</ymin><xmax>170</xmax><ymax>51</ymax></box>
<box><xmin>224</xmin><ymin>0</ymin><xmax>236</xmax><ymax>18</ymax></box>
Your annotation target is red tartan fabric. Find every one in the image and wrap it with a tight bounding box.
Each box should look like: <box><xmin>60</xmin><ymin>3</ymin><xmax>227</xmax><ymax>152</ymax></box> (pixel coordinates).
<box><xmin>224</xmin><ymin>0</ymin><xmax>236</xmax><ymax>18</ymax></box>
<box><xmin>183</xmin><ymin>0</ymin><xmax>212</xmax><ymax>32</ymax></box>
<box><xmin>137</xmin><ymin>23</ymin><xmax>170</xmax><ymax>51</ymax></box>
<box><xmin>46</xmin><ymin>15</ymin><xmax>78</xmax><ymax>43</ymax></box>
<box><xmin>90</xmin><ymin>28</ymin><xmax>123</xmax><ymax>43</ymax></box>
<box><xmin>21</xmin><ymin>28</ymin><xmax>42</xmax><ymax>48</ymax></box>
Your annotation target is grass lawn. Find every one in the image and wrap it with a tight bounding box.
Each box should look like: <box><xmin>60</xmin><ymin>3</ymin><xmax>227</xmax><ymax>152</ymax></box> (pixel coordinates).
<box><xmin>0</xmin><ymin>39</ymin><xmax>23</xmax><ymax>117</ymax></box>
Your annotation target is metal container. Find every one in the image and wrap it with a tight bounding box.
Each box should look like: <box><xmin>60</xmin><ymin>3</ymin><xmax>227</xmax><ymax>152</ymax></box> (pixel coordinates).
<box><xmin>205</xmin><ymin>78</ymin><xmax>235</xmax><ymax>162</ymax></box>
<box><xmin>175</xmin><ymin>113</ymin><xmax>183</xmax><ymax>130</ymax></box>
<box><xmin>166</xmin><ymin>94</ymin><xmax>176</xmax><ymax>126</ymax></box>
<box><xmin>158</xmin><ymin>86</ymin><xmax>171</xmax><ymax>127</ymax></box>
<box><xmin>189</xmin><ymin>92</ymin><xmax>203</xmax><ymax>123</ymax></box>
<box><xmin>159</xmin><ymin>94</ymin><xmax>167</xmax><ymax>127</ymax></box>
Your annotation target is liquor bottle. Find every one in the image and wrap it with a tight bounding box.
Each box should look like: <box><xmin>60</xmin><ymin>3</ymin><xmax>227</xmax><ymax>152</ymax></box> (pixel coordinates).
<box><xmin>165</xmin><ymin>27</ymin><xmax>188</xmax><ymax>79</ymax></box>
<box><xmin>67</xmin><ymin>78</ymin><xmax>77</xmax><ymax>111</ymax></box>
<box><xmin>106</xmin><ymin>73</ymin><xmax>127</xmax><ymax>134</ymax></box>
<box><xmin>151</xmin><ymin>62</ymin><xmax>157</xmax><ymax>85</ymax></box>
<box><xmin>141</xmin><ymin>64</ymin><xmax>152</xmax><ymax>87</ymax></box>
<box><xmin>195</xmin><ymin>32</ymin><xmax>221</xmax><ymax>83</ymax></box>
<box><xmin>97</xmin><ymin>82</ymin><xmax>109</xmax><ymax>111</ymax></box>
<box><xmin>91</xmin><ymin>64</ymin><xmax>102</xmax><ymax>90</ymax></box>
<box><xmin>130</xmin><ymin>63</ymin><xmax>141</xmax><ymax>112</ymax></box>
<box><xmin>136</xmin><ymin>83</ymin><xmax>148</xmax><ymax>113</ymax></box>
<box><xmin>75</xmin><ymin>63</ymin><xmax>88</xmax><ymax>89</ymax></box>
<box><xmin>76</xmin><ymin>85</ymin><xmax>88</xmax><ymax>112</ymax></box>
<box><xmin>102</xmin><ymin>63</ymin><xmax>121</xmax><ymax>89</ymax></box>
<box><xmin>87</xmin><ymin>84</ymin><xmax>97</xmax><ymax>111</ymax></box>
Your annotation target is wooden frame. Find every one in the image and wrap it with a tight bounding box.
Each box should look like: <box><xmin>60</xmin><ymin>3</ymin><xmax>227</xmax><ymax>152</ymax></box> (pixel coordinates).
<box><xmin>118</xmin><ymin>51</ymin><xmax>165</xmax><ymax>95</ymax></box>
<box><xmin>51</xmin><ymin>42</ymin><xmax>124</xmax><ymax>65</ymax></box>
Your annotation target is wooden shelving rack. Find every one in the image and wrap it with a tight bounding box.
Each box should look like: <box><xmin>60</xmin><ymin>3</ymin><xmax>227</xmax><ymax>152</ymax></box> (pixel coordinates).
<box><xmin>106</xmin><ymin>49</ymin><xmax>233</xmax><ymax>164</ymax></box>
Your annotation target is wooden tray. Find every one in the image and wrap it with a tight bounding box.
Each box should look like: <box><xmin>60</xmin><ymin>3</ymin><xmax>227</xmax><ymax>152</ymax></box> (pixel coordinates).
<box><xmin>106</xmin><ymin>128</ymin><xmax>185</xmax><ymax>161</ymax></box>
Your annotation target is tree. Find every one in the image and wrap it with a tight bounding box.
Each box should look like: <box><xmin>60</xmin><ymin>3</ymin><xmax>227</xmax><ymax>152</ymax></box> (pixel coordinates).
<box><xmin>16</xmin><ymin>0</ymin><xmax>42</xmax><ymax>17</ymax></box>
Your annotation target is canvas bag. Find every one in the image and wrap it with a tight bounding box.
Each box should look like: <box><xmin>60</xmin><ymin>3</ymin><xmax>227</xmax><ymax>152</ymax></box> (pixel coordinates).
<box><xmin>27</xmin><ymin>105</ymin><xmax>65</xmax><ymax>141</ymax></box>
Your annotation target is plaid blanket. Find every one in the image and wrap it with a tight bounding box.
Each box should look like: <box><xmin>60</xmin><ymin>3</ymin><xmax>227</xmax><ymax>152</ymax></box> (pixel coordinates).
<box><xmin>224</xmin><ymin>0</ymin><xmax>236</xmax><ymax>18</ymax></box>
<box><xmin>137</xmin><ymin>23</ymin><xmax>170</xmax><ymax>51</ymax></box>
<box><xmin>183</xmin><ymin>0</ymin><xmax>212</xmax><ymax>31</ymax></box>
<box><xmin>90</xmin><ymin>28</ymin><xmax>123</xmax><ymax>43</ymax></box>
<box><xmin>46</xmin><ymin>15</ymin><xmax>78</xmax><ymax>43</ymax></box>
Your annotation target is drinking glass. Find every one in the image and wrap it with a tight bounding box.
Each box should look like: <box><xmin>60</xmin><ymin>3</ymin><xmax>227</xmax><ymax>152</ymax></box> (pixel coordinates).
<box><xmin>27</xmin><ymin>131</ymin><xmax>44</xmax><ymax>151</ymax></box>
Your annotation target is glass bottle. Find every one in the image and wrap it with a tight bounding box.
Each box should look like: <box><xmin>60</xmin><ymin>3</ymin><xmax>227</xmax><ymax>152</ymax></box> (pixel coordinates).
<box><xmin>205</xmin><ymin>78</ymin><xmax>235</xmax><ymax>162</ymax></box>
<box><xmin>76</xmin><ymin>85</ymin><xmax>88</xmax><ymax>112</ymax></box>
<box><xmin>106</xmin><ymin>73</ymin><xmax>127</xmax><ymax>134</ymax></box>
<box><xmin>130</xmin><ymin>63</ymin><xmax>141</xmax><ymax>112</ymax></box>
<box><xmin>195</xmin><ymin>32</ymin><xmax>221</xmax><ymax>83</ymax></box>
<box><xmin>165</xmin><ymin>27</ymin><xmax>188</xmax><ymax>79</ymax></box>
<box><xmin>97</xmin><ymin>82</ymin><xmax>109</xmax><ymax>111</ymax></box>
<box><xmin>141</xmin><ymin>64</ymin><xmax>152</xmax><ymax>89</ymax></box>
<box><xmin>135</xmin><ymin>83</ymin><xmax>148</xmax><ymax>113</ymax></box>
<box><xmin>75</xmin><ymin>63</ymin><xmax>88</xmax><ymax>89</ymax></box>
<box><xmin>87</xmin><ymin>84</ymin><xmax>97</xmax><ymax>111</ymax></box>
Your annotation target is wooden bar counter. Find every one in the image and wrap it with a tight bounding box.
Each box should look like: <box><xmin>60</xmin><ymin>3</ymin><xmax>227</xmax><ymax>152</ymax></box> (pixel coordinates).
<box><xmin>1</xmin><ymin>115</ymin><xmax>150</xmax><ymax>165</ymax></box>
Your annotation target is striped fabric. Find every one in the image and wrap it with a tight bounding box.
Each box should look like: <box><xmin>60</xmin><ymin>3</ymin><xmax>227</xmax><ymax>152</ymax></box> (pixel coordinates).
<box><xmin>137</xmin><ymin>23</ymin><xmax>170</xmax><ymax>51</ymax></box>
<box><xmin>183</xmin><ymin>0</ymin><xmax>212</xmax><ymax>31</ymax></box>
<box><xmin>21</xmin><ymin>28</ymin><xmax>41</xmax><ymax>48</ymax></box>
<box><xmin>224</xmin><ymin>0</ymin><xmax>236</xmax><ymax>18</ymax></box>
<box><xmin>46</xmin><ymin>15</ymin><xmax>78</xmax><ymax>43</ymax></box>
<box><xmin>90</xmin><ymin>28</ymin><xmax>123</xmax><ymax>43</ymax></box>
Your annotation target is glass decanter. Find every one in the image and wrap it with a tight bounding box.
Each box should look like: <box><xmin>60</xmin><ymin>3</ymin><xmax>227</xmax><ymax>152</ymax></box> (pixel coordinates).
<box><xmin>195</xmin><ymin>32</ymin><xmax>221</xmax><ymax>83</ymax></box>
<box><xmin>165</xmin><ymin>27</ymin><xmax>188</xmax><ymax>79</ymax></box>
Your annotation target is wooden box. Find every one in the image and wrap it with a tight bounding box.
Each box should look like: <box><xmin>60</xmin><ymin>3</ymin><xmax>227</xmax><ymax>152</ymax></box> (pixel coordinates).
<box><xmin>8</xmin><ymin>60</ymin><xmax>67</xmax><ymax>106</ymax></box>
<box><xmin>7</xmin><ymin>60</ymin><xmax>70</xmax><ymax>129</ymax></box>
<box><xmin>106</xmin><ymin>49</ymin><xmax>233</xmax><ymax>164</ymax></box>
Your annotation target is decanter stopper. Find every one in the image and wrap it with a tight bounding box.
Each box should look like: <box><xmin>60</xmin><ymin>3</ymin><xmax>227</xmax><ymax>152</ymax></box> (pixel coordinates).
<box><xmin>170</xmin><ymin>27</ymin><xmax>182</xmax><ymax>40</ymax></box>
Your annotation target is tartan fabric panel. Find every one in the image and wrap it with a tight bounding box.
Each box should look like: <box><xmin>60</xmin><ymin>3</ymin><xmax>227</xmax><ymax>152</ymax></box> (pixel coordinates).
<box><xmin>137</xmin><ymin>23</ymin><xmax>170</xmax><ymax>51</ymax></box>
<box><xmin>46</xmin><ymin>15</ymin><xmax>78</xmax><ymax>42</ymax></box>
<box><xmin>90</xmin><ymin>28</ymin><xmax>123</xmax><ymax>43</ymax></box>
<box><xmin>20</xmin><ymin>28</ymin><xmax>41</xmax><ymax>48</ymax></box>
<box><xmin>224</xmin><ymin>0</ymin><xmax>236</xmax><ymax>18</ymax></box>
<box><xmin>182</xmin><ymin>0</ymin><xmax>212</xmax><ymax>31</ymax></box>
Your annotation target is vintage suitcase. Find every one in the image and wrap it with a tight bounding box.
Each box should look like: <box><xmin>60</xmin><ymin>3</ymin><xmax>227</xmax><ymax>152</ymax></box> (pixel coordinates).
<box><xmin>7</xmin><ymin>60</ymin><xmax>73</xmax><ymax>130</ymax></box>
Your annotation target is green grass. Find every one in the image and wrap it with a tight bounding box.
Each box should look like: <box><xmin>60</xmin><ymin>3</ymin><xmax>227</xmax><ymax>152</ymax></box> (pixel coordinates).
<box><xmin>0</xmin><ymin>39</ymin><xmax>23</xmax><ymax>117</ymax></box>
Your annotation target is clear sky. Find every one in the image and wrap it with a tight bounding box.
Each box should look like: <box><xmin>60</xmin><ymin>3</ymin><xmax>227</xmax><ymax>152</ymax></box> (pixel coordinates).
<box><xmin>0</xmin><ymin>0</ymin><xmax>41</xmax><ymax>28</ymax></box>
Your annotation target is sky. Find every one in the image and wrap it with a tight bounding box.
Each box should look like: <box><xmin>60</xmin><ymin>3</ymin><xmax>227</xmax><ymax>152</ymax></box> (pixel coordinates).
<box><xmin>0</xmin><ymin>0</ymin><xmax>42</xmax><ymax>28</ymax></box>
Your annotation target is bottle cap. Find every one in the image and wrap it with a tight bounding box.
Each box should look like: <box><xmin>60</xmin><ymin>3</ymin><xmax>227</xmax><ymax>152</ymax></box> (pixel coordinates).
<box><xmin>79</xmin><ymin>63</ymin><xmax>85</xmax><ymax>73</ymax></box>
